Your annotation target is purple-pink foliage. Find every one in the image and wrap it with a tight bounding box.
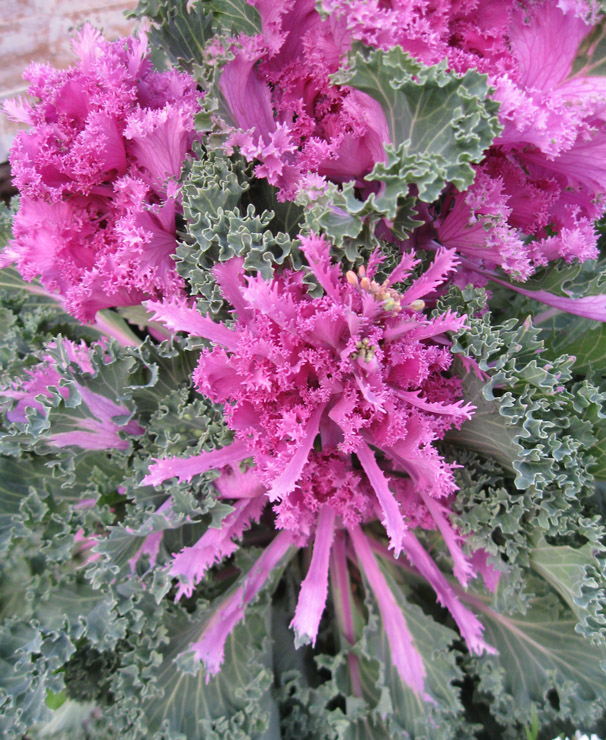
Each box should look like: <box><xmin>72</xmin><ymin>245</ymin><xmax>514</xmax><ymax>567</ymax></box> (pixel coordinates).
<box><xmin>217</xmin><ymin>0</ymin><xmax>390</xmax><ymax>201</ymax></box>
<box><xmin>218</xmin><ymin>0</ymin><xmax>606</xmax><ymax>280</ymax></box>
<box><xmin>141</xmin><ymin>235</ymin><xmax>496</xmax><ymax>694</ymax></box>
<box><xmin>431</xmin><ymin>0</ymin><xmax>606</xmax><ymax>280</ymax></box>
<box><xmin>2</xmin><ymin>26</ymin><xmax>199</xmax><ymax>321</ymax></box>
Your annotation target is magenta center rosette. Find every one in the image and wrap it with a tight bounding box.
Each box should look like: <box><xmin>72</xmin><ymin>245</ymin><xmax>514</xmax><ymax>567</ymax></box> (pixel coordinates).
<box><xmin>141</xmin><ymin>234</ymin><xmax>497</xmax><ymax>693</ymax></box>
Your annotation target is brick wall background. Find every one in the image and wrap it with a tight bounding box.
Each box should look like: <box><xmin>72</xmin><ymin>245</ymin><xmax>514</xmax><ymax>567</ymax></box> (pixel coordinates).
<box><xmin>0</xmin><ymin>0</ymin><xmax>137</xmax><ymax>162</ymax></box>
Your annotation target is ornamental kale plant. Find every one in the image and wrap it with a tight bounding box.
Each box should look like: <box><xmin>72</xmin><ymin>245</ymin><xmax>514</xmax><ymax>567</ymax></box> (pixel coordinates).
<box><xmin>2</xmin><ymin>1</ymin><xmax>606</xmax><ymax>739</ymax></box>
<box><xmin>142</xmin><ymin>239</ymin><xmax>494</xmax><ymax>688</ymax></box>
<box><xmin>1</xmin><ymin>26</ymin><xmax>198</xmax><ymax>321</ymax></box>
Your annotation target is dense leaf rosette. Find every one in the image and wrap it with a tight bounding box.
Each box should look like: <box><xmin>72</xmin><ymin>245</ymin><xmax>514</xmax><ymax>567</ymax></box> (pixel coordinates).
<box><xmin>142</xmin><ymin>234</ymin><xmax>498</xmax><ymax>693</ymax></box>
<box><xmin>2</xmin><ymin>26</ymin><xmax>199</xmax><ymax>321</ymax></box>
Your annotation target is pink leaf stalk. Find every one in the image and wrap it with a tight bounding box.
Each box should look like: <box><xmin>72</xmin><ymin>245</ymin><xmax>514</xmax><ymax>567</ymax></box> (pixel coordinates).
<box><xmin>170</xmin><ymin>497</ymin><xmax>266</xmax><ymax>600</ymax></box>
<box><xmin>74</xmin><ymin>527</ymin><xmax>102</xmax><ymax>567</ymax></box>
<box><xmin>357</xmin><ymin>441</ymin><xmax>406</xmax><ymax>557</ymax></box>
<box><xmin>290</xmin><ymin>504</ymin><xmax>336</xmax><ymax>646</ymax></box>
<box><xmin>189</xmin><ymin>529</ymin><xmax>297</xmax><ymax>679</ymax></box>
<box><xmin>470</xmin><ymin>549</ymin><xmax>501</xmax><ymax>594</ymax></box>
<box><xmin>349</xmin><ymin>524</ymin><xmax>428</xmax><ymax>698</ymax></box>
<box><xmin>330</xmin><ymin>531</ymin><xmax>363</xmax><ymax>697</ymax></box>
<box><xmin>128</xmin><ymin>497</ymin><xmax>174</xmax><ymax>573</ymax></box>
<box><xmin>482</xmin><ymin>272</ymin><xmax>606</xmax><ymax>322</ymax></box>
<box><xmin>371</xmin><ymin>535</ymin><xmax>495</xmax><ymax>656</ymax></box>
<box><xmin>143</xmin><ymin>439</ymin><xmax>250</xmax><ymax>487</ymax></box>
<box><xmin>2</xmin><ymin>25</ymin><xmax>199</xmax><ymax>321</ymax></box>
<box><xmin>142</xmin><ymin>236</ymin><xmax>493</xmax><ymax>692</ymax></box>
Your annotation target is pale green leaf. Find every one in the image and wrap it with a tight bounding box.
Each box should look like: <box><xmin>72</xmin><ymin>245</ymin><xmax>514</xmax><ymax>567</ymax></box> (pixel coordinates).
<box><xmin>139</xmin><ymin>604</ymin><xmax>277</xmax><ymax>739</ymax></box>
<box><xmin>208</xmin><ymin>0</ymin><xmax>262</xmax><ymax>36</ymax></box>
<box><xmin>467</xmin><ymin>585</ymin><xmax>606</xmax><ymax>730</ymax></box>
<box><xmin>333</xmin><ymin>45</ymin><xmax>501</xmax><ymax>203</ymax></box>
<box><xmin>529</xmin><ymin>536</ymin><xmax>606</xmax><ymax>643</ymax></box>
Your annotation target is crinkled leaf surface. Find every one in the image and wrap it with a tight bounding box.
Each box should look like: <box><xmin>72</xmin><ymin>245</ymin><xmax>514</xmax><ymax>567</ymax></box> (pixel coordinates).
<box><xmin>357</xmin><ymin>562</ymin><xmax>465</xmax><ymax>740</ymax></box>
<box><xmin>140</xmin><ymin>600</ymin><xmax>278</xmax><ymax>740</ymax></box>
<box><xmin>333</xmin><ymin>46</ymin><xmax>501</xmax><ymax>203</ymax></box>
<box><xmin>467</xmin><ymin>583</ymin><xmax>606</xmax><ymax>732</ymax></box>
<box><xmin>529</xmin><ymin>536</ymin><xmax>606</xmax><ymax>643</ymax></box>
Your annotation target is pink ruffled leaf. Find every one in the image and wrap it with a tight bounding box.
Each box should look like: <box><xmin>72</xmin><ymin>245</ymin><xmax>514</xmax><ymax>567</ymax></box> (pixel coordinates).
<box><xmin>416</xmin><ymin>490</ymin><xmax>476</xmax><ymax>588</ymax></box>
<box><xmin>4</xmin><ymin>25</ymin><xmax>197</xmax><ymax>319</ymax></box>
<box><xmin>212</xmin><ymin>257</ymin><xmax>252</xmax><ymax>319</ymax></box>
<box><xmin>213</xmin><ymin>465</ymin><xmax>267</xmax><ymax>499</ymax></box>
<box><xmin>145</xmin><ymin>299</ymin><xmax>241</xmax><ymax>347</ymax></box>
<box><xmin>509</xmin><ymin>2</ymin><xmax>590</xmax><ymax>92</ymax></box>
<box><xmin>398</xmin><ymin>534</ymin><xmax>494</xmax><ymax>655</ymax></box>
<box><xmin>393</xmin><ymin>389</ymin><xmax>475</xmax><ymax>420</ymax></box>
<box><xmin>266</xmin><ymin>403</ymin><xmax>327</xmax><ymax>501</ymax></box>
<box><xmin>299</xmin><ymin>232</ymin><xmax>343</xmax><ymax>303</ymax></box>
<box><xmin>470</xmin><ymin>549</ymin><xmax>501</xmax><ymax>594</ymax></box>
<box><xmin>400</xmin><ymin>248</ymin><xmax>460</xmax><ymax>306</ymax></box>
<box><xmin>170</xmin><ymin>497</ymin><xmax>266</xmax><ymax>601</ymax></box>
